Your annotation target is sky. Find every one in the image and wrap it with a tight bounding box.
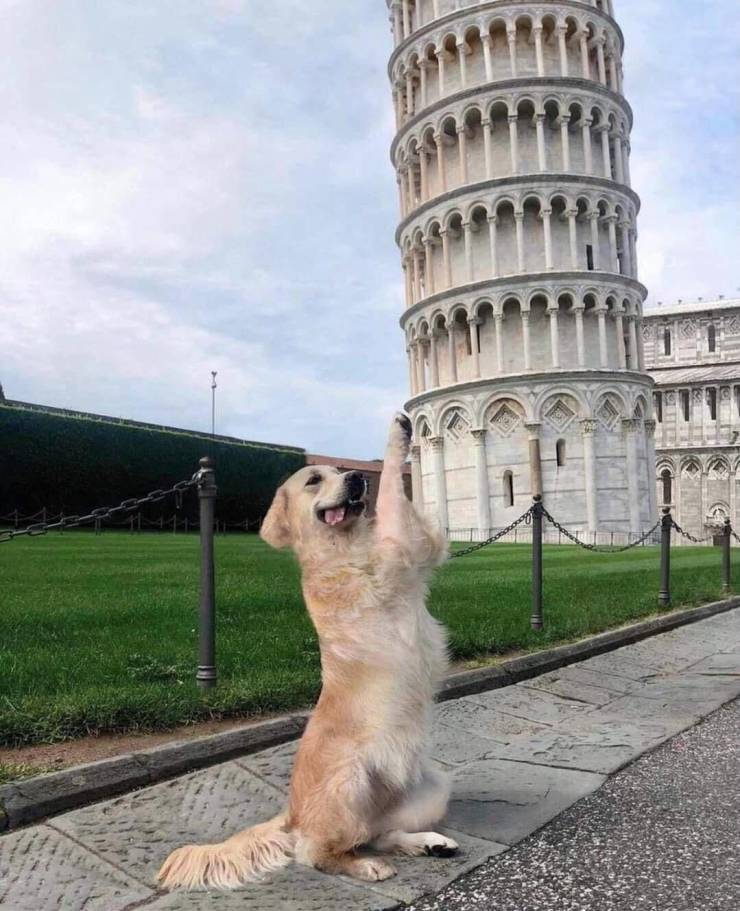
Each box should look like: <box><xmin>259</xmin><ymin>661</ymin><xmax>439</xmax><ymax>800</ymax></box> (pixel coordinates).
<box><xmin>0</xmin><ymin>0</ymin><xmax>738</xmax><ymax>458</ymax></box>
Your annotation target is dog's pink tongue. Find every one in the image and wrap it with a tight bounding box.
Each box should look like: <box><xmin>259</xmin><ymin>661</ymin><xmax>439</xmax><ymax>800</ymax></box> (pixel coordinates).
<box><xmin>325</xmin><ymin>507</ymin><xmax>346</xmax><ymax>526</ymax></box>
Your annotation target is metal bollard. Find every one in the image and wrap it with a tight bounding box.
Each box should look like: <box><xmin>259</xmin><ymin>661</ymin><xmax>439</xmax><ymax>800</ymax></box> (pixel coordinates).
<box><xmin>531</xmin><ymin>495</ymin><xmax>544</xmax><ymax>631</ymax></box>
<box><xmin>722</xmin><ymin>518</ymin><xmax>731</xmax><ymax>593</ymax></box>
<box><xmin>658</xmin><ymin>507</ymin><xmax>672</xmax><ymax>607</ymax></box>
<box><xmin>196</xmin><ymin>457</ymin><xmax>217</xmax><ymax>691</ymax></box>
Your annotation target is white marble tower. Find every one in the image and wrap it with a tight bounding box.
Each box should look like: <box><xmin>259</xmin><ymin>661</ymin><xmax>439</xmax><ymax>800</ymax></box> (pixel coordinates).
<box><xmin>385</xmin><ymin>0</ymin><xmax>656</xmax><ymax>537</ymax></box>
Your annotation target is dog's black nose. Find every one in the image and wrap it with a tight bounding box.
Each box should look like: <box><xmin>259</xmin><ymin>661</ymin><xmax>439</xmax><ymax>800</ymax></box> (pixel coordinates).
<box><xmin>345</xmin><ymin>471</ymin><xmax>366</xmax><ymax>502</ymax></box>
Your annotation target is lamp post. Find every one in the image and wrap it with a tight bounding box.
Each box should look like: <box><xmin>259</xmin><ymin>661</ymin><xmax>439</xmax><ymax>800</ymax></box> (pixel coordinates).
<box><xmin>211</xmin><ymin>371</ymin><xmax>218</xmax><ymax>439</ymax></box>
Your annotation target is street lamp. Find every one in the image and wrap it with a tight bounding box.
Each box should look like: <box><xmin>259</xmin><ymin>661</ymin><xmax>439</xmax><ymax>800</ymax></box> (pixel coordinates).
<box><xmin>211</xmin><ymin>371</ymin><xmax>218</xmax><ymax>439</ymax></box>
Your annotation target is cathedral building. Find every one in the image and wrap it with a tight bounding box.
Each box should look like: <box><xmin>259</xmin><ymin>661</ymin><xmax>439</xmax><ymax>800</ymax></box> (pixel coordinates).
<box><xmin>385</xmin><ymin>0</ymin><xmax>656</xmax><ymax>538</ymax></box>
<box><xmin>644</xmin><ymin>298</ymin><xmax>740</xmax><ymax>540</ymax></box>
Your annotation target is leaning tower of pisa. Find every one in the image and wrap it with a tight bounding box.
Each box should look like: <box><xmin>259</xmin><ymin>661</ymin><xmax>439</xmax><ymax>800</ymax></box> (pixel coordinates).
<box><xmin>385</xmin><ymin>0</ymin><xmax>657</xmax><ymax>538</ymax></box>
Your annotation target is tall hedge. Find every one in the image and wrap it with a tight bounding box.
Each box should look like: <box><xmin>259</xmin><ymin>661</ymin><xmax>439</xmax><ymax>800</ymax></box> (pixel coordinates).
<box><xmin>0</xmin><ymin>404</ymin><xmax>306</xmax><ymax>525</ymax></box>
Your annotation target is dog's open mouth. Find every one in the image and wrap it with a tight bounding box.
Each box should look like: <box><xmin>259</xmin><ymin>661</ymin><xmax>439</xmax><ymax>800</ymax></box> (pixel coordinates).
<box><xmin>318</xmin><ymin>501</ymin><xmax>364</xmax><ymax>527</ymax></box>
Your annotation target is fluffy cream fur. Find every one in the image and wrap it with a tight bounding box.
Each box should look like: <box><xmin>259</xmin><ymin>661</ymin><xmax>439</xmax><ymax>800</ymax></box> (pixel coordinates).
<box><xmin>158</xmin><ymin>414</ymin><xmax>457</xmax><ymax>891</ymax></box>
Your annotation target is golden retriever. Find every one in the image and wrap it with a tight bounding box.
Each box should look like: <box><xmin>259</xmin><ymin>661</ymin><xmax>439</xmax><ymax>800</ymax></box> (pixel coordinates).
<box><xmin>158</xmin><ymin>413</ymin><xmax>457</xmax><ymax>890</ymax></box>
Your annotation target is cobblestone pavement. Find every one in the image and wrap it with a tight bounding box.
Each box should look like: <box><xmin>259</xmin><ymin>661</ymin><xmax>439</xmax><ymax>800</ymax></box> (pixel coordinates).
<box><xmin>406</xmin><ymin>697</ymin><xmax>740</xmax><ymax>911</ymax></box>
<box><xmin>1</xmin><ymin>609</ymin><xmax>739</xmax><ymax>911</ymax></box>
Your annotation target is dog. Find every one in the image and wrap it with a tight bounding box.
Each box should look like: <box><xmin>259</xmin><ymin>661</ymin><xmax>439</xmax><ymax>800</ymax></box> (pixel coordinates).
<box><xmin>158</xmin><ymin>413</ymin><xmax>457</xmax><ymax>890</ymax></box>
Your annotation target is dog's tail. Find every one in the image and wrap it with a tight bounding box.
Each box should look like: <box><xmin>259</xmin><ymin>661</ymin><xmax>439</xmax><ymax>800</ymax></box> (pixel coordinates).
<box><xmin>157</xmin><ymin>813</ymin><xmax>294</xmax><ymax>891</ymax></box>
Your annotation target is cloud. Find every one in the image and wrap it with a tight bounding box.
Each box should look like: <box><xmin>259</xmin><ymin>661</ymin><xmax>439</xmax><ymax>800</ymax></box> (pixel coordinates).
<box><xmin>0</xmin><ymin>0</ymin><xmax>737</xmax><ymax>460</ymax></box>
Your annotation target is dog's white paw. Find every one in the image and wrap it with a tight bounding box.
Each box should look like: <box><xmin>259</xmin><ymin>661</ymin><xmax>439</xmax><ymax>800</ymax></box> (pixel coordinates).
<box><xmin>422</xmin><ymin>834</ymin><xmax>459</xmax><ymax>858</ymax></box>
<box><xmin>387</xmin><ymin>412</ymin><xmax>412</xmax><ymax>460</ymax></box>
<box><xmin>353</xmin><ymin>857</ymin><xmax>397</xmax><ymax>881</ymax></box>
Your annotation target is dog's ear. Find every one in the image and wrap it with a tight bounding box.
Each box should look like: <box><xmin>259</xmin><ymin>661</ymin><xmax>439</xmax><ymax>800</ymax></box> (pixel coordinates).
<box><xmin>260</xmin><ymin>486</ymin><xmax>292</xmax><ymax>550</ymax></box>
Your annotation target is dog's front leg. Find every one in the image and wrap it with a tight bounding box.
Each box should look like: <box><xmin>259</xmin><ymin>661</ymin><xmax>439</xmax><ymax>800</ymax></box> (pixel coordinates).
<box><xmin>376</xmin><ymin>414</ymin><xmax>446</xmax><ymax>565</ymax></box>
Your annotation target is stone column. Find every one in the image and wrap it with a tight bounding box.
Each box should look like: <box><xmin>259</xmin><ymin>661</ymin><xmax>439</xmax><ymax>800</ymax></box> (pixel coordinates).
<box><xmin>508</xmin><ymin>114</ymin><xmax>520</xmax><ymax>174</ymax></box>
<box><xmin>406</xmin><ymin>165</ymin><xmax>416</xmax><ymax>211</ymax></box>
<box><xmin>521</xmin><ymin>311</ymin><xmax>532</xmax><ymax>371</ymax></box>
<box><xmin>405</xmin><ymin>71</ymin><xmax>414</xmax><ymax>118</ymax></box>
<box><xmin>458</xmin><ymin>126</ymin><xmax>468</xmax><ymax>184</ymax></box>
<box><xmin>560</xmin><ymin>115</ymin><xmax>571</xmax><ymax>170</ymax></box>
<box><xmin>644</xmin><ymin>420</ymin><xmax>659</xmax><ymax>529</ymax></box>
<box><xmin>402</xmin><ymin>0</ymin><xmax>411</xmax><ymax>39</ymax></box>
<box><xmin>581</xmin><ymin>419</ymin><xmax>599</xmax><ymax>534</ymax></box>
<box><xmin>597</xmin><ymin>305</ymin><xmax>609</xmax><ymax>367</ymax></box>
<box><xmin>589</xmin><ymin>211</ymin><xmax>601</xmax><ymax>270</ymax></box>
<box><xmin>582</xmin><ymin>117</ymin><xmax>594</xmax><ymax>174</ymax></box>
<box><xmin>481</xmin><ymin>33</ymin><xmax>493</xmax><ymax>81</ymax></box>
<box><xmin>419</xmin><ymin>148</ymin><xmax>428</xmax><ymax>200</ymax></box>
<box><xmin>533</xmin><ymin>26</ymin><xmax>545</xmax><ymax>75</ymax></box>
<box><xmin>488</xmin><ymin>214</ymin><xmax>498</xmax><ymax>277</ymax></box>
<box><xmin>567</xmin><ymin>208</ymin><xmax>579</xmax><ymax>269</ymax></box>
<box><xmin>613</xmin><ymin>134</ymin><xmax>625</xmax><ymax>183</ymax></box>
<box><xmin>598</xmin><ymin>125</ymin><xmax>611</xmax><ymax>177</ymax></box>
<box><xmin>423</xmin><ymin>238</ymin><xmax>435</xmax><ymax>296</ymax></box>
<box><xmin>412</xmin><ymin>247</ymin><xmax>422</xmax><ymax>302</ymax></box>
<box><xmin>447</xmin><ymin>324</ymin><xmax>458</xmax><ymax>383</ymax></box>
<box><xmin>507</xmin><ymin>28</ymin><xmax>518</xmax><ymax>77</ymax></box>
<box><xmin>434</xmin><ymin>133</ymin><xmax>447</xmax><ymax>194</ymax></box>
<box><xmin>391</xmin><ymin>2</ymin><xmax>402</xmax><ymax>46</ymax></box>
<box><xmin>407</xmin><ymin>346</ymin><xmax>416</xmax><ymax>394</ymax></box>
<box><xmin>515</xmin><ymin>210</ymin><xmax>525</xmax><ymax>272</ymax></box>
<box><xmin>441</xmin><ymin>228</ymin><xmax>452</xmax><ymax>287</ymax></box>
<box><xmin>579</xmin><ymin>31</ymin><xmax>589</xmax><ymax>78</ymax></box>
<box><xmin>623</xmin><ymin>418</ymin><xmax>641</xmax><ymax>534</ymax></box>
<box><xmin>463</xmin><ymin>221</ymin><xmax>473</xmax><ymax>283</ymax></box>
<box><xmin>619</xmin><ymin>221</ymin><xmax>632</xmax><ymax>276</ymax></box>
<box><xmin>574</xmin><ymin>304</ymin><xmax>586</xmax><ymax>366</ymax></box>
<box><xmin>606</xmin><ymin>215</ymin><xmax>619</xmax><ymax>272</ymax></box>
<box><xmin>525</xmin><ymin>422</ymin><xmax>543</xmax><ymax>498</ymax></box>
<box><xmin>457</xmin><ymin>40</ymin><xmax>468</xmax><ymax>88</ymax></box>
<box><xmin>535</xmin><ymin>112</ymin><xmax>547</xmax><ymax>171</ymax></box>
<box><xmin>416</xmin><ymin>340</ymin><xmax>427</xmax><ymax>392</ymax></box>
<box><xmin>472</xmin><ymin>429</ymin><xmax>492</xmax><ymax>534</ymax></box>
<box><xmin>403</xmin><ymin>255</ymin><xmax>412</xmax><ymax>307</ymax></box>
<box><xmin>628</xmin><ymin>316</ymin><xmax>638</xmax><ymax>370</ymax></box>
<box><xmin>429</xmin><ymin>436</ymin><xmax>449</xmax><ymax>532</ymax></box>
<box><xmin>614</xmin><ymin>310</ymin><xmax>627</xmax><ymax>368</ymax></box>
<box><xmin>731</xmin><ymin>464</ymin><xmax>737</xmax><ymax>529</ymax></box>
<box><xmin>623</xmin><ymin>140</ymin><xmax>631</xmax><ymax>184</ymax></box>
<box><xmin>397</xmin><ymin>173</ymin><xmax>406</xmax><ymax>218</ymax></box>
<box><xmin>482</xmin><ymin>119</ymin><xmax>493</xmax><ymax>179</ymax></box>
<box><xmin>609</xmin><ymin>53</ymin><xmax>619</xmax><ymax>92</ymax></box>
<box><xmin>436</xmin><ymin>48</ymin><xmax>446</xmax><ymax>96</ymax></box>
<box><xmin>468</xmin><ymin>317</ymin><xmax>481</xmax><ymax>378</ymax></box>
<box><xmin>548</xmin><ymin>305</ymin><xmax>560</xmax><ymax>367</ymax></box>
<box><xmin>410</xmin><ymin>444</ymin><xmax>424</xmax><ymax>509</ymax></box>
<box><xmin>542</xmin><ymin>207</ymin><xmax>553</xmax><ymax>270</ymax></box>
<box><xmin>429</xmin><ymin>329</ymin><xmax>440</xmax><ymax>387</ymax></box>
<box><xmin>557</xmin><ymin>26</ymin><xmax>569</xmax><ymax>76</ymax></box>
<box><xmin>495</xmin><ymin>312</ymin><xmax>504</xmax><ymax>374</ymax></box>
<box><xmin>419</xmin><ymin>59</ymin><xmax>428</xmax><ymax>108</ymax></box>
<box><xmin>596</xmin><ymin>38</ymin><xmax>607</xmax><ymax>85</ymax></box>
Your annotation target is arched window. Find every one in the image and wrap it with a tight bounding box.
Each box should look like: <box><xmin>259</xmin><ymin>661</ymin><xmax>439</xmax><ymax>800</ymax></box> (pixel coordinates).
<box><xmin>661</xmin><ymin>469</ymin><xmax>672</xmax><ymax>505</ymax></box>
<box><xmin>663</xmin><ymin>328</ymin><xmax>672</xmax><ymax>356</ymax></box>
<box><xmin>708</xmin><ymin>324</ymin><xmax>716</xmax><ymax>353</ymax></box>
<box><xmin>708</xmin><ymin>387</ymin><xmax>717</xmax><ymax>421</ymax></box>
<box><xmin>556</xmin><ymin>439</ymin><xmax>566</xmax><ymax>467</ymax></box>
<box><xmin>503</xmin><ymin>470</ymin><xmax>514</xmax><ymax>508</ymax></box>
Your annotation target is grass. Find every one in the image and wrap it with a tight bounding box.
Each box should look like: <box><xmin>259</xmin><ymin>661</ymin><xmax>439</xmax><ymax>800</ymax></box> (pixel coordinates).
<box><xmin>1</xmin><ymin>531</ymin><xmax>735</xmax><ymax>748</ymax></box>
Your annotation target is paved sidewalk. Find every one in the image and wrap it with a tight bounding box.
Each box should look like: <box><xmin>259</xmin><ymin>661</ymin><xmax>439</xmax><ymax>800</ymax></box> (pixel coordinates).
<box><xmin>1</xmin><ymin>608</ymin><xmax>739</xmax><ymax>911</ymax></box>
<box><xmin>407</xmin><ymin>697</ymin><xmax>740</xmax><ymax>911</ymax></box>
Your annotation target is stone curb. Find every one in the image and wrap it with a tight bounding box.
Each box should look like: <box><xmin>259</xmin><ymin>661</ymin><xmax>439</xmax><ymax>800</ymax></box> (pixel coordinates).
<box><xmin>1</xmin><ymin>597</ymin><xmax>737</xmax><ymax>833</ymax></box>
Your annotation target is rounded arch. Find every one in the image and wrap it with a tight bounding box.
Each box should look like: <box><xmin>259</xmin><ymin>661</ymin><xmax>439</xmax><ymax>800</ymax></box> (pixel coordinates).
<box><xmin>435</xmin><ymin>400</ymin><xmax>474</xmax><ymax>439</ymax></box>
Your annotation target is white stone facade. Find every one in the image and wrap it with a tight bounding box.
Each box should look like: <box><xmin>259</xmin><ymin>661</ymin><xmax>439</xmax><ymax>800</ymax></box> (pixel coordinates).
<box><xmin>385</xmin><ymin>0</ymin><xmax>656</xmax><ymax>537</ymax></box>
<box><xmin>645</xmin><ymin>299</ymin><xmax>740</xmax><ymax>540</ymax></box>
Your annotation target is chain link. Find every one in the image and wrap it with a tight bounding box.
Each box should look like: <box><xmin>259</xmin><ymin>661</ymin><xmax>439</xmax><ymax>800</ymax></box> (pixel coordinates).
<box><xmin>540</xmin><ymin>507</ymin><xmax>661</xmax><ymax>553</ymax></box>
<box><xmin>0</xmin><ymin>476</ymin><xmax>199</xmax><ymax>544</ymax></box>
<box><xmin>449</xmin><ymin>506</ymin><xmax>534</xmax><ymax>559</ymax></box>
<box><xmin>669</xmin><ymin>518</ymin><xmax>714</xmax><ymax>545</ymax></box>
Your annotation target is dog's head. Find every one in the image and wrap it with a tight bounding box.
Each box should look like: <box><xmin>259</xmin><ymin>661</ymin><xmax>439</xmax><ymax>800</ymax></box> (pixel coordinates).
<box><xmin>260</xmin><ymin>466</ymin><xmax>369</xmax><ymax>551</ymax></box>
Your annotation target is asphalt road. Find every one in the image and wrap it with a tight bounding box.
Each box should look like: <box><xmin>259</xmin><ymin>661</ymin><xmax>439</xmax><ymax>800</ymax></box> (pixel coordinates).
<box><xmin>407</xmin><ymin>697</ymin><xmax>740</xmax><ymax>911</ymax></box>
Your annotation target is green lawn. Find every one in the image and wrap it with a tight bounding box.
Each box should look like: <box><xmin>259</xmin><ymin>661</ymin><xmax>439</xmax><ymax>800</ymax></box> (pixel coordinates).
<box><xmin>1</xmin><ymin>531</ymin><xmax>734</xmax><ymax>747</ymax></box>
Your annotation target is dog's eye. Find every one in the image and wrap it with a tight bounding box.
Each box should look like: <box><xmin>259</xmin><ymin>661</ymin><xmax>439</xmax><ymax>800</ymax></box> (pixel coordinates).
<box><xmin>305</xmin><ymin>474</ymin><xmax>321</xmax><ymax>487</ymax></box>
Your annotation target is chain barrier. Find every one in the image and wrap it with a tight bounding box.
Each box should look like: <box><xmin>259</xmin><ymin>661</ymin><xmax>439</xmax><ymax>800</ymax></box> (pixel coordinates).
<box><xmin>0</xmin><ymin>477</ymin><xmax>199</xmax><ymax>544</ymax></box>
<box><xmin>669</xmin><ymin>518</ymin><xmax>714</xmax><ymax>545</ymax></box>
<box><xmin>449</xmin><ymin>506</ymin><xmax>534</xmax><ymax>559</ymax></box>
<box><xmin>540</xmin><ymin>507</ymin><xmax>662</xmax><ymax>554</ymax></box>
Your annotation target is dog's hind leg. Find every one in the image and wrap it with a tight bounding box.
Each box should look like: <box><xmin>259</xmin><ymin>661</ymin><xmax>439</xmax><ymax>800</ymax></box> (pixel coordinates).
<box><xmin>296</xmin><ymin>838</ymin><xmax>397</xmax><ymax>882</ymax></box>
